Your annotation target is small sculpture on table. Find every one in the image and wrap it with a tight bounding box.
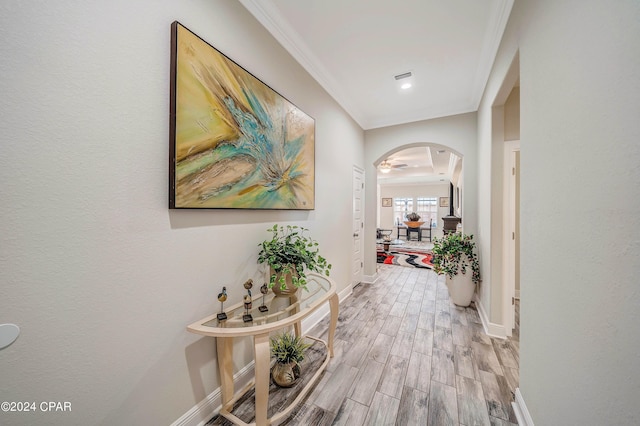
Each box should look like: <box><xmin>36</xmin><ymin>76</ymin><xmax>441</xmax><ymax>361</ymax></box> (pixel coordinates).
<box><xmin>217</xmin><ymin>287</ymin><xmax>228</xmax><ymax>321</ymax></box>
<box><xmin>258</xmin><ymin>283</ymin><xmax>269</xmax><ymax>312</ymax></box>
<box><xmin>243</xmin><ymin>279</ymin><xmax>253</xmax><ymax>323</ymax></box>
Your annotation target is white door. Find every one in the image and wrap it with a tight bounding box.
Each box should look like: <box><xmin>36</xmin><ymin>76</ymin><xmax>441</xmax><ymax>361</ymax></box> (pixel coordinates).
<box><xmin>352</xmin><ymin>166</ymin><xmax>364</xmax><ymax>287</ymax></box>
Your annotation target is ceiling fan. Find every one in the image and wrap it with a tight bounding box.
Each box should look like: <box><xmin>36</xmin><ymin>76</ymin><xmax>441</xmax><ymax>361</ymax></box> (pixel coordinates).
<box><xmin>379</xmin><ymin>159</ymin><xmax>408</xmax><ymax>173</ymax></box>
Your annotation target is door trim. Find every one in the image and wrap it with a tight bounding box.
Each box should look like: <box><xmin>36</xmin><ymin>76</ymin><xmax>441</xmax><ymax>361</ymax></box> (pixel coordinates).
<box><xmin>503</xmin><ymin>140</ymin><xmax>520</xmax><ymax>336</ymax></box>
<box><xmin>352</xmin><ymin>165</ymin><xmax>365</xmax><ymax>289</ymax></box>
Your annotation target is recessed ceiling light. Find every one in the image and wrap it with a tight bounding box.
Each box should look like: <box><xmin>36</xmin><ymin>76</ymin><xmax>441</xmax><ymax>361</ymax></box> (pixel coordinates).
<box><xmin>437</xmin><ymin>150</ymin><xmax>446</xmax><ymax>154</ymax></box>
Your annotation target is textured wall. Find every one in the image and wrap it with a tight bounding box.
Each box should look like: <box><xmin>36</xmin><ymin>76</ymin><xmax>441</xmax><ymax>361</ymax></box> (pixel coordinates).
<box><xmin>479</xmin><ymin>0</ymin><xmax>640</xmax><ymax>423</ymax></box>
<box><xmin>0</xmin><ymin>1</ymin><xmax>363</xmax><ymax>424</ymax></box>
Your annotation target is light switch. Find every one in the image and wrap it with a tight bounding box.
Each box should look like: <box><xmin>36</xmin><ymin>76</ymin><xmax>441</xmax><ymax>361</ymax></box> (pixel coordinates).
<box><xmin>0</xmin><ymin>324</ymin><xmax>20</xmax><ymax>350</ymax></box>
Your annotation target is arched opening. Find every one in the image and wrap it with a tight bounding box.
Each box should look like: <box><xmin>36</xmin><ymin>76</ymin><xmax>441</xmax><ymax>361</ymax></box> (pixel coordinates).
<box><xmin>373</xmin><ymin>142</ymin><xmax>464</xmax><ymax>247</ymax></box>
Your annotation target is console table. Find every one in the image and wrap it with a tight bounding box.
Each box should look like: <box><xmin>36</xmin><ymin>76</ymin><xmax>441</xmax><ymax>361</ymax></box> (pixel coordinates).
<box><xmin>187</xmin><ymin>273</ymin><xmax>338</xmax><ymax>426</ymax></box>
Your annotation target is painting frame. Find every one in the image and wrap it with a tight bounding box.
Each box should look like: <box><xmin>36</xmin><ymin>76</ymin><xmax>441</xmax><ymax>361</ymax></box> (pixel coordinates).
<box><xmin>439</xmin><ymin>197</ymin><xmax>450</xmax><ymax>208</ymax></box>
<box><xmin>381</xmin><ymin>197</ymin><xmax>392</xmax><ymax>207</ymax></box>
<box><xmin>169</xmin><ymin>21</ymin><xmax>315</xmax><ymax>210</ymax></box>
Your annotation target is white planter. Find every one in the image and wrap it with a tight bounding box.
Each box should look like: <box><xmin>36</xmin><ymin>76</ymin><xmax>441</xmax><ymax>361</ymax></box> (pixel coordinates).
<box><xmin>445</xmin><ymin>271</ymin><xmax>475</xmax><ymax>307</ymax></box>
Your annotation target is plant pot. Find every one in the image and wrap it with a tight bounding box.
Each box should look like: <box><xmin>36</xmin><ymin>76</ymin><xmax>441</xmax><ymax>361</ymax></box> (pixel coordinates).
<box><xmin>404</xmin><ymin>221</ymin><xmax>425</xmax><ymax>228</ymax></box>
<box><xmin>445</xmin><ymin>271</ymin><xmax>475</xmax><ymax>307</ymax></box>
<box><xmin>271</xmin><ymin>361</ymin><xmax>301</xmax><ymax>387</ymax></box>
<box><xmin>270</xmin><ymin>267</ymin><xmax>299</xmax><ymax>297</ymax></box>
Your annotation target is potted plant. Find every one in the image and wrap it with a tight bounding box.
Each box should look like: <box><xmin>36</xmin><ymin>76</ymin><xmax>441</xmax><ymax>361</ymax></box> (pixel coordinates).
<box><xmin>270</xmin><ymin>332</ymin><xmax>311</xmax><ymax>387</ymax></box>
<box><xmin>432</xmin><ymin>233</ymin><xmax>481</xmax><ymax>306</ymax></box>
<box><xmin>404</xmin><ymin>212</ymin><xmax>425</xmax><ymax>228</ymax></box>
<box><xmin>257</xmin><ymin>224</ymin><xmax>332</xmax><ymax>295</ymax></box>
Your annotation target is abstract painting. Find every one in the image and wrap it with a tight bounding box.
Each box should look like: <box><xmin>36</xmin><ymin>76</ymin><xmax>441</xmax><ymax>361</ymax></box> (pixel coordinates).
<box><xmin>169</xmin><ymin>22</ymin><xmax>315</xmax><ymax>209</ymax></box>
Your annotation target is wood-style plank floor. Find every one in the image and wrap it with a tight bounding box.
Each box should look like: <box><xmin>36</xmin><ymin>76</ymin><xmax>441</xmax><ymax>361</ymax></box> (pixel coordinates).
<box><xmin>209</xmin><ymin>264</ymin><xmax>520</xmax><ymax>425</ymax></box>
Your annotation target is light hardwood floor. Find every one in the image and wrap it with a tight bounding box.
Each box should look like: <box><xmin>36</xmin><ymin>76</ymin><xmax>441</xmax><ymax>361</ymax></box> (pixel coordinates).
<box><xmin>209</xmin><ymin>264</ymin><xmax>520</xmax><ymax>425</ymax></box>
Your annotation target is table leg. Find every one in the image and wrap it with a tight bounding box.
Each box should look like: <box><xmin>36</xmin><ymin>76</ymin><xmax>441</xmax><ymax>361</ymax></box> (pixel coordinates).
<box><xmin>290</xmin><ymin>292</ymin><xmax>302</xmax><ymax>338</ymax></box>
<box><xmin>328</xmin><ymin>293</ymin><xmax>339</xmax><ymax>357</ymax></box>
<box><xmin>254</xmin><ymin>332</ymin><xmax>271</xmax><ymax>426</ymax></box>
<box><xmin>216</xmin><ymin>337</ymin><xmax>234</xmax><ymax>409</ymax></box>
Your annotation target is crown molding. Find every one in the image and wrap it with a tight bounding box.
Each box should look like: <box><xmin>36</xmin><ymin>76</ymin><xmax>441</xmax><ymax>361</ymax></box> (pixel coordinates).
<box><xmin>470</xmin><ymin>0</ymin><xmax>515</xmax><ymax>109</ymax></box>
<box><xmin>240</xmin><ymin>0</ymin><xmax>513</xmax><ymax>130</ymax></box>
<box><xmin>239</xmin><ymin>0</ymin><xmax>366</xmax><ymax>128</ymax></box>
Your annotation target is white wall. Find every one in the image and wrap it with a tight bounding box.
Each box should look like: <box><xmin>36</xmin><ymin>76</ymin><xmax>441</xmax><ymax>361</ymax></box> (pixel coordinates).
<box><xmin>363</xmin><ymin>113</ymin><xmax>478</xmax><ymax>278</ymax></box>
<box><xmin>0</xmin><ymin>1</ymin><xmax>363</xmax><ymax>424</ymax></box>
<box><xmin>478</xmin><ymin>0</ymin><xmax>640</xmax><ymax>423</ymax></box>
<box><xmin>504</xmin><ymin>87</ymin><xmax>520</xmax><ymax>142</ymax></box>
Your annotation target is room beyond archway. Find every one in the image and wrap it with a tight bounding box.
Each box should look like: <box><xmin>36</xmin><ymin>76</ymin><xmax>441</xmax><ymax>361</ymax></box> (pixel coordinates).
<box><xmin>375</xmin><ymin>143</ymin><xmax>464</xmax><ymax>242</ymax></box>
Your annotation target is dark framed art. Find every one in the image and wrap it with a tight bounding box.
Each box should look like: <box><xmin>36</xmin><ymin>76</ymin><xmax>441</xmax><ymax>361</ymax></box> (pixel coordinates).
<box><xmin>169</xmin><ymin>22</ymin><xmax>315</xmax><ymax>209</ymax></box>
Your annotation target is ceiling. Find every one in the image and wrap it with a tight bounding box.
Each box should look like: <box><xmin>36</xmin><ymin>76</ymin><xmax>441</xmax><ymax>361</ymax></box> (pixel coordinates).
<box><xmin>239</xmin><ymin>0</ymin><xmax>513</xmax><ymax>183</ymax></box>
<box><xmin>377</xmin><ymin>146</ymin><xmax>461</xmax><ymax>185</ymax></box>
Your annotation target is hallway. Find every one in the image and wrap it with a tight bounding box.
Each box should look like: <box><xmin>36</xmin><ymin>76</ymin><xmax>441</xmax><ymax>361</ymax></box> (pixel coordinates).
<box><xmin>288</xmin><ymin>264</ymin><xmax>520</xmax><ymax>425</ymax></box>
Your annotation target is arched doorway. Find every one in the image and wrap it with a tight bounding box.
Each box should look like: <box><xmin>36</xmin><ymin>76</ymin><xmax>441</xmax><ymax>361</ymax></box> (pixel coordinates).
<box><xmin>374</xmin><ymin>143</ymin><xmax>464</xmax><ymax>240</ymax></box>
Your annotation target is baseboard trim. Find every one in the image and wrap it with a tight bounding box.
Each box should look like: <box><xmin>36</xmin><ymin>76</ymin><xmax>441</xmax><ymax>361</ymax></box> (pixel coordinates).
<box><xmin>512</xmin><ymin>388</ymin><xmax>534</xmax><ymax>426</ymax></box>
<box><xmin>170</xmin><ymin>362</ymin><xmax>255</xmax><ymax>426</ymax></box>
<box><xmin>362</xmin><ymin>271</ymin><xmax>379</xmax><ymax>284</ymax></box>
<box><xmin>301</xmin><ymin>284</ymin><xmax>351</xmax><ymax>333</ymax></box>
<box><xmin>475</xmin><ymin>296</ymin><xmax>507</xmax><ymax>338</ymax></box>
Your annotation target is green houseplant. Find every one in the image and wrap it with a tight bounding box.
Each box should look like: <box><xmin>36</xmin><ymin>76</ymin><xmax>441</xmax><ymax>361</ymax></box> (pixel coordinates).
<box><xmin>405</xmin><ymin>212</ymin><xmax>421</xmax><ymax>222</ymax></box>
<box><xmin>270</xmin><ymin>332</ymin><xmax>311</xmax><ymax>387</ymax></box>
<box><xmin>432</xmin><ymin>233</ymin><xmax>481</xmax><ymax>306</ymax></box>
<box><xmin>257</xmin><ymin>224</ymin><xmax>332</xmax><ymax>292</ymax></box>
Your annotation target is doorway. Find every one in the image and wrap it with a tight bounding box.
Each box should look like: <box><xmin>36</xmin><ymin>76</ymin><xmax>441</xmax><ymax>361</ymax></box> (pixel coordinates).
<box><xmin>375</xmin><ymin>144</ymin><xmax>463</xmax><ymax>239</ymax></box>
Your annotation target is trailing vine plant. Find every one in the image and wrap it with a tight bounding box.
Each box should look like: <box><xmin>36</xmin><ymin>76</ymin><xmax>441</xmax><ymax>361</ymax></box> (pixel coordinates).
<box><xmin>257</xmin><ymin>224</ymin><xmax>331</xmax><ymax>290</ymax></box>
<box><xmin>432</xmin><ymin>233</ymin><xmax>481</xmax><ymax>284</ymax></box>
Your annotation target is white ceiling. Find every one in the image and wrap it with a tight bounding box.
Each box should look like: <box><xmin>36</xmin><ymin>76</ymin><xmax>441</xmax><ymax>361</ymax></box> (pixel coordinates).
<box><xmin>239</xmin><ymin>0</ymin><xmax>513</xmax><ymax>183</ymax></box>
<box><xmin>377</xmin><ymin>146</ymin><xmax>461</xmax><ymax>185</ymax></box>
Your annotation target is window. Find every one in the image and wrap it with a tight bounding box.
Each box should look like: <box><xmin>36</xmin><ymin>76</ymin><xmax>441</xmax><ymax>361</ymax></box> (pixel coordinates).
<box><xmin>393</xmin><ymin>197</ymin><xmax>413</xmax><ymax>225</ymax></box>
<box><xmin>416</xmin><ymin>197</ymin><xmax>437</xmax><ymax>227</ymax></box>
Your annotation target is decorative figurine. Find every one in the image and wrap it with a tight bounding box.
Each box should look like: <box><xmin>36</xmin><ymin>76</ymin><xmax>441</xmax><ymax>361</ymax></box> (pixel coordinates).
<box><xmin>244</xmin><ymin>279</ymin><xmax>253</xmax><ymax>289</ymax></box>
<box><xmin>243</xmin><ymin>279</ymin><xmax>253</xmax><ymax>322</ymax></box>
<box><xmin>258</xmin><ymin>283</ymin><xmax>269</xmax><ymax>312</ymax></box>
<box><xmin>217</xmin><ymin>287</ymin><xmax>228</xmax><ymax>321</ymax></box>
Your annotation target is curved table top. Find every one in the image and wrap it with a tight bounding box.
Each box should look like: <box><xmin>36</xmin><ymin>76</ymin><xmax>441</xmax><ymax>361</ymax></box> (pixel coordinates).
<box><xmin>187</xmin><ymin>272</ymin><xmax>337</xmax><ymax>338</ymax></box>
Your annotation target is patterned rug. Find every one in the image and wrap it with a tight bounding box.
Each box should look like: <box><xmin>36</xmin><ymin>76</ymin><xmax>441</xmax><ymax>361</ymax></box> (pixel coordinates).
<box><xmin>376</xmin><ymin>250</ymin><xmax>434</xmax><ymax>269</ymax></box>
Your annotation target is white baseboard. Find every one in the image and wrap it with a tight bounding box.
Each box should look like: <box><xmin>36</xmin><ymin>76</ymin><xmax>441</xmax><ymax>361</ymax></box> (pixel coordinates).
<box><xmin>475</xmin><ymin>296</ymin><xmax>507</xmax><ymax>338</ymax></box>
<box><xmin>512</xmin><ymin>388</ymin><xmax>534</xmax><ymax>426</ymax></box>
<box><xmin>170</xmin><ymin>362</ymin><xmax>255</xmax><ymax>426</ymax></box>
<box><xmin>338</xmin><ymin>285</ymin><xmax>353</xmax><ymax>302</ymax></box>
<box><xmin>362</xmin><ymin>271</ymin><xmax>379</xmax><ymax>284</ymax></box>
<box><xmin>301</xmin><ymin>284</ymin><xmax>351</xmax><ymax>333</ymax></box>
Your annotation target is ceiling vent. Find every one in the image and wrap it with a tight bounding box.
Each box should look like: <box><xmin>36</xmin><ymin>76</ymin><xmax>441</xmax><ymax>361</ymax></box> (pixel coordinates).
<box><xmin>394</xmin><ymin>72</ymin><xmax>412</xmax><ymax>80</ymax></box>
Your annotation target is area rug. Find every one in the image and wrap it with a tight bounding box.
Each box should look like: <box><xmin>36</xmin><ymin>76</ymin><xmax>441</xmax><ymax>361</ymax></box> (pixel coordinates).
<box><xmin>377</xmin><ymin>250</ymin><xmax>434</xmax><ymax>269</ymax></box>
